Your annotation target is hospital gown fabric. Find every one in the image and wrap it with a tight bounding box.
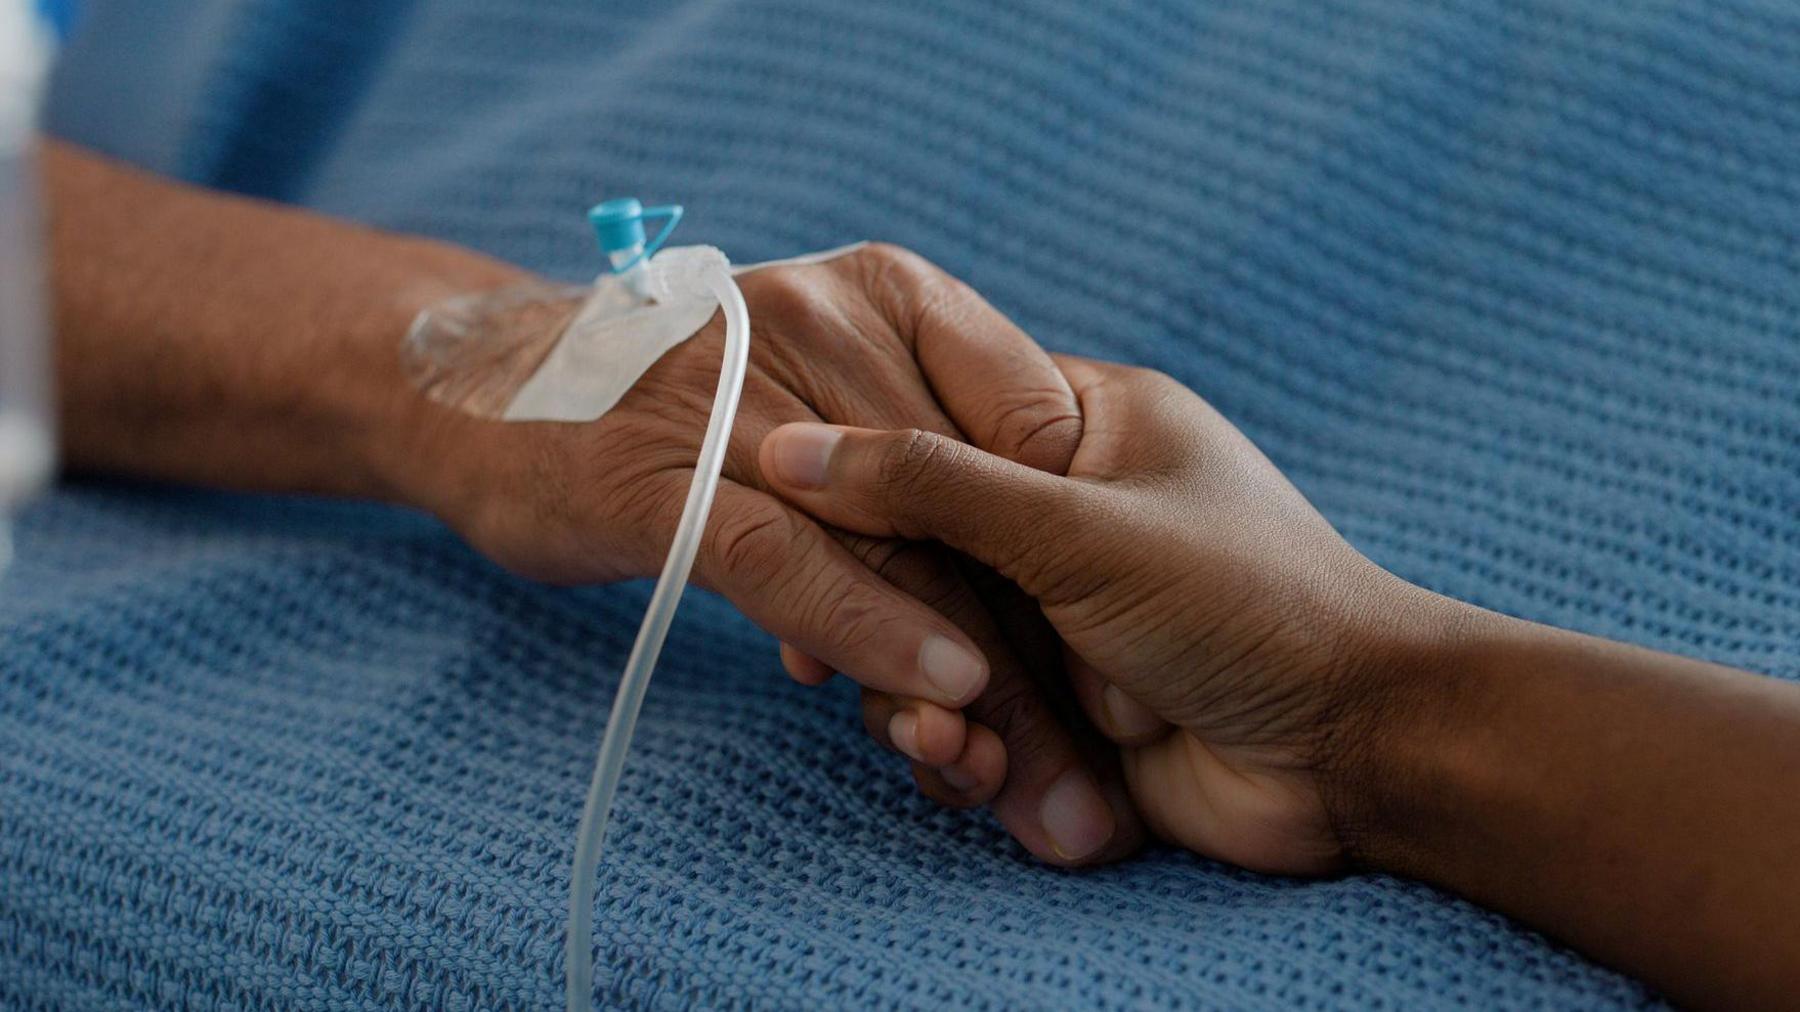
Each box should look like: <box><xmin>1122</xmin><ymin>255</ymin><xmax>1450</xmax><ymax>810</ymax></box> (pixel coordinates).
<box><xmin>7</xmin><ymin>1</ymin><xmax>1800</xmax><ymax>1008</ymax></box>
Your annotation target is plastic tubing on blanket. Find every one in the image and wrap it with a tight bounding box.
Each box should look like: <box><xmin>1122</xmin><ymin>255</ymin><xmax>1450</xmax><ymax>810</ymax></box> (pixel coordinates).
<box><xmin>564</xmin><ymin>229</ymin><xmax>749</xmax><ymax>1012</ymax></box>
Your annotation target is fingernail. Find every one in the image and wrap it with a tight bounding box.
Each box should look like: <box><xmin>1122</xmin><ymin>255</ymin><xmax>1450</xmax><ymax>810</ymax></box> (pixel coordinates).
<box><xmin>888</xmin><ymin>710</ymin><xmax>923</xmax><ymax>762</ymax></box>
<box><xmin>918</xmin><ymin>636</ymin><xmax>986</xmax><ymax>703</ymax></box>
<box><xmin>1039</xmin><ymin>770</ymin><xmax>1114</xmax><ymax>862</ymax></box>
<box><xmin>1102</xmin><ymin>684</ymin><xmax>1164</xmax><ymax>739</ymax></box>
<box><xmin>940</xmin><ymin>764</ymin><xmax>981</xmax><ymax>793</ymax></box>
<box><xmin>767</xmin><ymin>424</ymin><xmax>841</xmax><ymax>488</ymax></box>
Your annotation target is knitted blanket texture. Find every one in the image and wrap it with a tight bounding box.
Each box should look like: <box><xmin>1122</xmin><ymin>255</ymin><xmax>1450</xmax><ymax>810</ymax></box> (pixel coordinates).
<box><xmin>8</xmin><ymin>1</ymin><xmax>1799</xmax><ymax>1008</ymax></box>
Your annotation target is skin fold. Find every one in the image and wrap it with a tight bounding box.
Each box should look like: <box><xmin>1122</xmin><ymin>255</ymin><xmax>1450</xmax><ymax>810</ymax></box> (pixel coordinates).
<box><xmin>759</xmin><ymin>356</ymin><xmax>1800</xmax><ymax>1012</ymax></box>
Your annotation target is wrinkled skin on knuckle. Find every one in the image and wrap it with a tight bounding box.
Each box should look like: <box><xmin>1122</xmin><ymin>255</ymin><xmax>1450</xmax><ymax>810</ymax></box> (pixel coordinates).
<box><xmin>979</xmin><ymin>391</ymin><xmax>1083</xmax><ymax>474</ymax></box>
<box><xmin>874</xmin><ymin>429</ymin><xmax>957</xmax><ymax>519</ymax></box>
<box><xmin>736</xmin><ymin>265</ymin><xmax>881</xmax><ymax>416</ymax></box>
<box><xmin>854</xmin><ymin>248</ymin><xmax>1081</xmax><ymax>472</ymax></box>
<box><xmin>833</xmin><ymin>531</ymin><xmax>910</xmax><ymax>578</ymax></box>
<box><xmin>704</xmin><ymin>496</ymin><xmax>799</xmax><ymax>593</ymax></box>
<box><xmin>737</xmin><ymin>250</ymin><xmax>975</xmax><ymax>443</ymax></box>
<box><xmin>849</xmin><ymin>242</ymin><xmax>936</xmax><ymax>298</ymax></box>
<box><xmin>833</xmin><ymin>532</ymin><xmax>968</xmax><ymax>617</ymax></box>
<box><xmin>701</xmin><ymin>496</ymin><xmax>911</xmax><ymax>668</ymax></box>
<box><xmin>884</xmin><ymin>252</ymin><xmax>984</xmax><ymax>360</ymax></box>
<box><xmin>835</xmin><ymin>533</ymin><xmax>936</xmax><ymax>587</ymax></box>
<box><xmin>963</xmin><ymin>670</ymin><xmax>1063</xmax><ymax>777</ymax></box>
<box><xmin>741</xmin><ymin>269</ymin><xmax>842</xmax><ymax>371</ymax></box>
<box><xmin>740</xmin><ymin>267</ymin><xmax>830</xmax><ymax>332</ymax></box>
<box><xmin>806</xmin><ymin>579</ymin><xmax>895</xmax><ymax>661</ymax></box>
<box><xmin>846</xmin><ymin>242</ymin><xmax>952</xmax><ymax>341</ymax></box>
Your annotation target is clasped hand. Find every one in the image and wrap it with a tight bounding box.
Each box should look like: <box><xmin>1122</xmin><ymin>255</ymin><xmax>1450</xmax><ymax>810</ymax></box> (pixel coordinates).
<box><xmin>406</xmin><ymin>244</ymin><xmax>1148</xmax><ymax>864</ymax></box>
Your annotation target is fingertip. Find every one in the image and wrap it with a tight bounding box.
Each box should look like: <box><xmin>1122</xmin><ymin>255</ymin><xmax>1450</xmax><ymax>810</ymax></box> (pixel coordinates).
<box><xmin>1100</xmin><ymin>683</ymin><xmax>1171</xmax><ymax>746</ymax></box>
<box><xmin>1037</xmin><ymin>769</ymin><xmax>1116</xmax><ymax>865</ymax></box>
<box><xmin>1065</xmin><ymin>647</ymin><xmax>1170</xmax><ymax>747</ymax></box>
<box><xmin>779</xmin><ymin>642</ymin><xmax>835</xmax><ymax>686</ymax></box>
<box><xmin>917</xmin><ymin>634</ymin><xmax>989</xmax><ymax>706</ymax></box>
<box><xmin>907</xmin><ymin>702</ymin><xmax>968</xmax><ymax>767</ymax></box>
<box><xmin>887</xmin><ymin>710</ymin><xmax>923</xmax><ymax>762</ymax></box>
<box><xmin>936</xmin><ymin>722</ymin><xmax>1006</xmax><ymax>805</ymax></box>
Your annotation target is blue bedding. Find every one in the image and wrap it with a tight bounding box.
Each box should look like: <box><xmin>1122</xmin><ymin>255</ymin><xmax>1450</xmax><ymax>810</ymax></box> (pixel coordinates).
<box><xmin>9</xmin><ymin>1</ymin><xmax>1800</xmax><ymax>1008</ymax></box>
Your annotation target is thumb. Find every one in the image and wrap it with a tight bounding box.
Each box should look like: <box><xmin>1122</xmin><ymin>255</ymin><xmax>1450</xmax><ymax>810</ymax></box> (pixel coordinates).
<box><xmin>759</xmin><ymin>422</ymin><xmax>1094</xmax><ymax>597</ymax></box>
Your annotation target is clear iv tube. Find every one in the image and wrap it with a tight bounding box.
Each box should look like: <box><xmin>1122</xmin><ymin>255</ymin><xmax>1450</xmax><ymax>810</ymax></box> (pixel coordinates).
<box><xmin>565</xmin><ymin>264</ymin><xmax>751</xmax><ymax>1012</ymax></box>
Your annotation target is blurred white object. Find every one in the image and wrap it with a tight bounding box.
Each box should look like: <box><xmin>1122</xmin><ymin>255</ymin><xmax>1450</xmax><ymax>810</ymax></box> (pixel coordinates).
<box><xmin>0</xmin><ymin>0</ymin><xmax>63</xmax><ymax>568</ymax></box>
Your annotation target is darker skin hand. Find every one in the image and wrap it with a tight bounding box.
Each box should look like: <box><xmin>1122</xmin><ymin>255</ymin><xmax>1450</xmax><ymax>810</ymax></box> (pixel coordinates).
<box><xmin>762</xmin><ymin>354</ymin><xmax>1800</xmax><ymax>1010</ymax></box>
<box><xmin>763</xmin><ymin>355</ymin><xmax>1397</xmax><ymax>873</ymax></box>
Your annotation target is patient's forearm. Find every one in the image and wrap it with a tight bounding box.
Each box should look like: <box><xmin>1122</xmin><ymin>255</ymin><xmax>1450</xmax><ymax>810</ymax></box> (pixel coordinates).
<box><xmin>1350</xmin><ymin>610</ymin><xmax>1800</xmax><ymax>1010</ymax></box>
<box><xmin>44</xmin><ymin>141</ymin><xmax>522</xmax><ymax>501</ymax></box>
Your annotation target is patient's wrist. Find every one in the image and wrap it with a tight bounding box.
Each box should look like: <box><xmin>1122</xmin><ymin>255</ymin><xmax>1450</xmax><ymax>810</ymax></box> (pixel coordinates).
<box><xmin>343</xmin><ymin>236</ymin><xmax>529</xmax><ymax>512</ymax></box>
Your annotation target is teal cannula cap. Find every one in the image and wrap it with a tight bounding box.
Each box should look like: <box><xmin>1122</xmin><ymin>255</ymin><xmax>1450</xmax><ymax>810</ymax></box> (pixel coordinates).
<box><xmin>587</xmin><ymin>198</ymin><xmax>684</xmax><ymax>272</ymax></box>
<box><xmin>588</xmin><ymin>198</ymin><xmax>647</xmax><ymax>253</ymax></box>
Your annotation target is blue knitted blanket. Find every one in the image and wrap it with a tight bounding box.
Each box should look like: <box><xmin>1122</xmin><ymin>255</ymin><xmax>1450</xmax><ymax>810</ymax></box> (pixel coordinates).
<box><xmin>10</xmin><ymin>1</ymin><xmax>1799</xmax><ymax>1008</ymax></box>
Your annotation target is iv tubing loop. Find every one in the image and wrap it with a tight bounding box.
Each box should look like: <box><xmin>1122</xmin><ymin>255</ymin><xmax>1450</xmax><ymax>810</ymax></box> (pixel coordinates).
<box><xmin>564</xmin><ymin>264</ymin><xmax>750</xmax><ymax>1012</ymax></box>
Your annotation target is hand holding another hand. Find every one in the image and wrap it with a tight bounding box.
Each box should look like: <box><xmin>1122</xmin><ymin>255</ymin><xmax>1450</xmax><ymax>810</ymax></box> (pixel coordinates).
<box><xmin>762</xmin><ymin>354</ymin><xmax>1800</xmax><ymax>1010</ymax></box>
<box><xmin>760</xmin><ymin>355</ymin><xmax>1435</xmax><ymax>873</ymax></box>
<box><xmin>51</xmin><ymin>142</ymin><xmax>1145</xmax><ymax>866</ymax></box>
<box><xmin>403</xmin><ymin>246</ymin><xmax>1146</xmax><ymax>864</ymax></box>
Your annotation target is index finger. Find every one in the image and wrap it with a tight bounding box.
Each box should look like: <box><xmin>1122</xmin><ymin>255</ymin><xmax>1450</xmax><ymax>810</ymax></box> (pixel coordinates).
<box><xmin>854</xmin><ymin>244</ymin><xmax>1083</xmax><ymax>475</ymax></box>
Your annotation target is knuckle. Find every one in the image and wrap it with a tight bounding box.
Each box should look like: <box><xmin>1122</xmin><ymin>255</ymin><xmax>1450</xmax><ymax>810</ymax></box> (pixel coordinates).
<box><xmin>740</xmin><ymin>268</ymin><xmax>845</xmax><ymax>384</ymax></box>
<box><xmin>857</xmin><ymin>241</ymin><xmax>929</xmax><ymax>275</ymax></box>
<box><xmin>705</xmin><ymin>499</ymin><xmax>798</xmax><ymax>586</ymax></box>
<box><xmin>982</xmin><ymin>394</ymin><xmax>1083</xmax><ymax>473</ymax></box>
<box><xmin>808</xmin><ymin>581</ymin><xmax>891</xmax><ymax>658</ymax></box>
<box><xmin>742</xmin><ymin>267</ymin><xmax>826</xmax><ymax>326</ymax></box>
<box><xmin>837</xmin><ymin>532</ymin><xmax>921</xmax><ymax>584</ymax></box>
<box><xmin>965</xmin><ymin>676</ymin><xmax>1062</xmax><ymax>769</ymax></box>
<box><xmin>1125</xmin><ymin>364</ymin><xmax>1182</xmax><ymax>395</ymax></box>
<box><xmin>851</xmin><ymin>242</ymin><xmax>939</xmax><ymax>313</ymax></box>
<box><xmin>876</xmin><ymin>428</ymin><xmax>953</xmax><ymax>499</ymax></box>
<box><xmin>851</xmin><ymin>537</ymin><xmax>967</xmax><ymax>616</ymax></box>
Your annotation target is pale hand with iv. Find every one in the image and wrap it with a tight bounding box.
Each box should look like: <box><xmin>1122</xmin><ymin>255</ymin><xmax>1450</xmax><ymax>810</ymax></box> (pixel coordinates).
<box><xmin>408</xmin><ymin>205</ymin><xmax>886</xmax><ymax>1012</ymax></box>
<box><xmin>407</xmin><ymin>197</ymin><xmax>865</xmax><ymax>424</ymax></box>
<box><xmin>404</xmin><ymin>206</ymin><xmax>1145</xmax><ymax>1008</ymax></box>
<box><xmin>413</xmin><ymin>200</ymin><xmax>767</xmax><ymax>1010</ymax></box>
